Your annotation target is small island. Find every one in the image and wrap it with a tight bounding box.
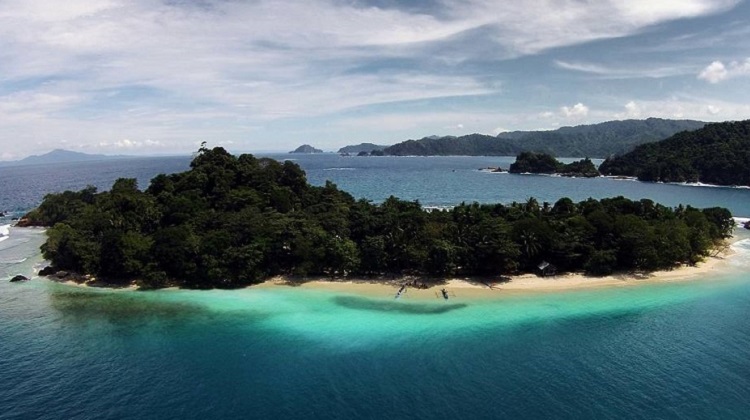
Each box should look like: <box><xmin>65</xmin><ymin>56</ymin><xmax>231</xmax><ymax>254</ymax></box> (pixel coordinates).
<box><xmin>23</xmin><ymin>146</ymin><xmax>733</xmax><ymax>290</ymax></box>
<box><xmin>289</xmin><ymin>144</ymin><xmax>323</xmax><ymax>154</ymax></box>
<box><xmin>509</xmin><ymin>152</ymin><xmax>599</xmax><ymax>177</ymax></box>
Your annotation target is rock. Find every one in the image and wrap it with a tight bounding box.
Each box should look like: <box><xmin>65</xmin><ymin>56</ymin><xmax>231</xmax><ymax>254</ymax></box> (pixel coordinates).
<box><xmin>38</xmin><ymin>266</ymin><xmax>57</xmax><ymax>276</ymax></box>
<box><xmin>10</xmin><ymin>275</ymin><xmax>29</xmax><ymax>282</ymax></box>
<box><xmin>53</xmin><ymin>271</ymin><xmax>69</xmax><ymax>279</ymax></box>
<box><xmin>744</xmin><ymin>220</ymin><xmax>750</xmax><ymax>230</ymax></box>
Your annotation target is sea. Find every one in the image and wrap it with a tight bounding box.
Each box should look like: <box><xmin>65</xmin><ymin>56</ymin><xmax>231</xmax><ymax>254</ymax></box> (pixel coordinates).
<box><xmin>2</xmin><ymin>154</ymin><xmax>750</xmax><ymax>419</ymax></box>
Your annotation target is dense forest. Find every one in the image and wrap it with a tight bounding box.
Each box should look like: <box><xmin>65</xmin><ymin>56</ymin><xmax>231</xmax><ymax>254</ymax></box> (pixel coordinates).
<box><xmin>509</xmin><ymin>152</ymin><xmax>599</xmax><ymax>177</ymax></box>
<box><xmin>383</xmin><ymin>118</ymin><xmax>705</xmax><ymax>158</ymax></box>
<box><xmin>599</xmin><ymin>120</ymin><xmax>750</xmax><ymax>186</ymax></box>
<box><xmin>26</xmin><ymin>146</ymin><xmax>732</xmax><ymax>289</ymax></box>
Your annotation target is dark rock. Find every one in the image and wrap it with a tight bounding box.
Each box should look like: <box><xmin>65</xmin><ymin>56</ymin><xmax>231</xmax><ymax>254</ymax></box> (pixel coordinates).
<box><xmin>744</xmin><ymin>220</ymin><xmax>750</xmax><ymax>230</ymax></box>
<box><xmin>10</xmin><ymin>275</ymin><xmax>29</xmax><ymax>282</ymax></box>
<box><xmin>39</xmin><ymin>266</ymin><xmax>57</xmax><ymax>276</ymax></box>
<box><xmin>53</xmin><ymin>271</ymin><xmax>69</xmax><ymax>279</ymax></box>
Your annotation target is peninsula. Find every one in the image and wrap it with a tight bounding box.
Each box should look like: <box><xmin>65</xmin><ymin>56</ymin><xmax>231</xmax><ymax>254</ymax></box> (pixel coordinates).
<box><xmin>599</xmin><ymin>120</ymin><xmax>750</xmax><ymax>186</ymax></box>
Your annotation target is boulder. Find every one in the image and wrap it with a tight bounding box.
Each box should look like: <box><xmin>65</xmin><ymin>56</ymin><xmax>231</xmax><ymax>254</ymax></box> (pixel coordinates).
<box><xmin>38</xmin><ymin>266</ymin><xmax>57</xmax><ymax>276</ymax></box>
<box><xmin>744</xmin><ymin>220</ymin><xmax>750</xmax><ymax>230</ymax></box>
<box><xmin>10</xmin><ymin>275</ymin><xmax>29</xmax><ymax>282</ymax></box>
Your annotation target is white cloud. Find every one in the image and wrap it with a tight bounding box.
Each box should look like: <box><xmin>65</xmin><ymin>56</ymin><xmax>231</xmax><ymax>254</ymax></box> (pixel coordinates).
<box><xmin>698</xmin><ymin>61</ymin><xmax>729</xmax><ymax>83</ymax></box>
<box><xmin>555</xmin><ymin>60</ymin><xmax>696</xmax><ymax>79</ymax></box>
<box><xmin>624</xmin><ymin>101</ymin><xmax>641</xmax><ymax>118</ymax></box>
<box><xmin>560</xmin><ymin>103</ymin><xmax>589</xmax><ymax>118</ymax></box>
<box><xmin>706</xmin><ymin>104</ymin><xmax>721</xmax><ymax>115</ymax></box>
<box><xmin>698</xmin><ymin>58</ymin><xmax>750</xmax><ymax>83</ymax></box>
<box><xmin>0</xmin><ymin>0</ymin><xmax>745</xmax><ymax>157</ymax></box>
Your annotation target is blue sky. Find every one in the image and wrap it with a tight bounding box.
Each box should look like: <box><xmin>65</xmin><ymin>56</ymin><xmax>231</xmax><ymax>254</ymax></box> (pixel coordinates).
<box><xmin>1</xmin><ymin>0</ymin><xmax>750</xmax><ymax>159</ymax></box>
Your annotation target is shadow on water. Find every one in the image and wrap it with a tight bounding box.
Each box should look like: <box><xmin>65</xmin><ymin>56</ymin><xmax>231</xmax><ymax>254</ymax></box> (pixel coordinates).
<box><xmin>43</xmin><ymin>288</ymin><xmax>269</xmax><ymax>330</ymax></box>
<box><xmin>333</xmin><ymin>295</ymin><xmax>467</xmax><ymax>314</ymax></box>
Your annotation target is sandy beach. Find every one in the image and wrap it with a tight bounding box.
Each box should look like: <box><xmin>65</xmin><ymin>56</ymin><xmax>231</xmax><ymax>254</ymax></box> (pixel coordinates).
<box><xmin>255</xmin><ymin>246</ymin><xmax>738</xmax><ymax>300</ymax></box>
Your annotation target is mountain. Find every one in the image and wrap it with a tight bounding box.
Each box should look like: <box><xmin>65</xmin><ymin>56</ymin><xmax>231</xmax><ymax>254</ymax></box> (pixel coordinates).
<box><xmin>598</xmin><ymin>120</ymin><xmax>750</xmax><ymax>186</ymax></box>
<box><xmin>383</xmin><ymin>118</ymin><xmax>707</xmax><ymax>158</ymax></box>
<box><xmin>289</xmin><ymin>144</ymin><xmax>323</xmax><ymax>154</ymax></box>
<box><xmin>337</xmin><ymin>143</ymin><xmax>389</xmax><ymax>154</ymax></box>
<box><xmin>0</xmin><ymin>149</ymin><xmax>130</xmax><ymax>167</ymax></box>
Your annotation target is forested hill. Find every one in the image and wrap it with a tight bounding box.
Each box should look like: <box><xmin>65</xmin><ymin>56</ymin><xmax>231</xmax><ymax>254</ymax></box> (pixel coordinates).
<box><xmin>599</xmin><ymin>120</ymin><xmax>750</xmax><ymax>186</ymax></box>
<box><xmin>383</xmin><ymin>118</ymin><xmax>705</xmax><ymax>158</ymax></box>
<box><xmin>26</xmin><ymin>146</ymin><xmax>732</xmax><ymax>289</ymax></box>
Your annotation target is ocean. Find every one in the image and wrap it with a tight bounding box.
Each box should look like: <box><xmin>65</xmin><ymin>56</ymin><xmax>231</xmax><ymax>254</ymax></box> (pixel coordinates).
<box><xmin>2</xmin><ymin>155</ymin><xmax>750</xmax><ymax>419</ymax></box>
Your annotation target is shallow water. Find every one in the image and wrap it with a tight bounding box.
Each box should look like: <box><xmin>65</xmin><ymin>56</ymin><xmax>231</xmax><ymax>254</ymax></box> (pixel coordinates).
<box><xmin>2</xmin><ymin>229</ymin><xmax>750</xmax><ymax>419</ymax></box>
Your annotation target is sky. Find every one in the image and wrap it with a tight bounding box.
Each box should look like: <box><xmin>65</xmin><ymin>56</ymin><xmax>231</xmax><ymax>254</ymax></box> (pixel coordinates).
<box><xmin>1</xmin><ymin>0</ymin><xmax>750</xmax><ymax>159</ymax></box>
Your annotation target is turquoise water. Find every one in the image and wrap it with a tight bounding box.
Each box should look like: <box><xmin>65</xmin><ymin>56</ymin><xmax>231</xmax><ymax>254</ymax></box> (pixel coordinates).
<box><xmin>3</xmin><ymin>156</ymin><xmax>750</xmax><ymax>419</ymax></box>
<box><xmin>2</xmin><ymin>228</ymin><xmax>750</xmax><ymax>419</ymax></box>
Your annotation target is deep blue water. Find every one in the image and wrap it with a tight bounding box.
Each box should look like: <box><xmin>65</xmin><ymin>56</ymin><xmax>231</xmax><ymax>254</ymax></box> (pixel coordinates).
<box><xmin>2</xmin><ymin>155</ymin><xmax>750</xmax><ymax>419</ymax></box>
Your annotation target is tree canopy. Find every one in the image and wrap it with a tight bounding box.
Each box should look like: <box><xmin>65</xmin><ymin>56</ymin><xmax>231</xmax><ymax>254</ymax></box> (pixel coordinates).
<box><xmin>599</xmin><ymin>120</ymin><xmax>750</xmax><ymax>186</ymax></box>
<box><xmin>29</xmin><ymin>146</ymin><xmax>733</xmax><ymax>289</ymax></box>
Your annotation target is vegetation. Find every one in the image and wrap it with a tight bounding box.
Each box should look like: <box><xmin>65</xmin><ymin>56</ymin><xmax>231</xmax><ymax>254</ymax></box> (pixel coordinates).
<box><xmin>30</xmin><ymin>146</ymin><xmax>732</xmax><ymax>289</ymax></box>
<box><xmin>289</xmin><ymin>144</ymin><xmax>323</xmax><ymax>153</ymax></box>
<box><xmin>337</xmin><ymin>143</ymin><xmax>388</xmax><ymax>154</ymax></box>
<box><xmin>509</xmin><ymin>152</ymin><xmax>599</xmax><ymax>177</ymax></box>
<box><xmin>599</xmin><ymin>120</ymin><xmax>750</xmax><ymax>186</ymax></box>
<box><xmin>383</xmin><ymin>118</ymin><xmax>705</xmax><ymax>158</ymax></box>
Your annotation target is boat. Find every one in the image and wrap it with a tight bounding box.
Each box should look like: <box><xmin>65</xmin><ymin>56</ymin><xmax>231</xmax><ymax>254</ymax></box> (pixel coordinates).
<box><xmin>395</xmin><ymin>284</ymin><xmax>407</xmax><ymax>299</ymax></box>
<box><xmin>440</xmin><ymin>288</ymin><xmax>449</xmax><ymax>300</ymax></box>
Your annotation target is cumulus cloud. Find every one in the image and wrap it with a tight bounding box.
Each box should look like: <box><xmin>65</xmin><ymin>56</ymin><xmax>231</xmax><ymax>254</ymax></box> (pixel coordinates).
<box><xmin>698</xmin><ymin>58</ymin><xmax>750</xmax><ymax>83</ymax></box>
<box><xmin>560</xmin><ymin>103</ymin><xmax>589</xmax><ymax>118</ymax></box>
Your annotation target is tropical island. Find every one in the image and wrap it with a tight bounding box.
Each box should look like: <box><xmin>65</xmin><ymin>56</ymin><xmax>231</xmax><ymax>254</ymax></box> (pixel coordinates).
<box><xmin>509</xmin><ymin>152</ymin><xmax>599</xmax><ymax>177</ymax></box>
<box><xmin>599</xmin><ymin>120</ymin><xmax>750</xmax><ymax>186</ymax></box>
<box><xmin>22</xmin><ymin>145</ymin><xmax>733</xmax><ymax>290</ymax></box>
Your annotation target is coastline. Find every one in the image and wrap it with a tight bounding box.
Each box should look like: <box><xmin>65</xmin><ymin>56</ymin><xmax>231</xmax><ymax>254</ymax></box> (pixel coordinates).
<box><xmin>38</xmin><ymin>232</ymin><xmax>748</xmax><ymax>299</ymax></box>
<box><xmin>253</xmin><ymin>248</ymin><xmax>736</xmax><ymax>300</ymax></box>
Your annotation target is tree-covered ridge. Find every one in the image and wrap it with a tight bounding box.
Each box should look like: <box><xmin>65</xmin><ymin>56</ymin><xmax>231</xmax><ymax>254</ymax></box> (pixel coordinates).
<box><xmin>598</xmin><ymin>120</ymin><xmax>750</xmax><ymax>186</ymax></box>
<box><xmin>509</xmin><ymin>152</ymin><xmax>599</xmax><ymax>177</ymax></box>
<box><xmin>383</xmin><ymin>118</ymin><xmax>705</xmax><ymax>158</ymax></box>
<box><xmin>31</xmin><ymin>147</ymin><xmax>732</xmax><ymax>289</ymax></box>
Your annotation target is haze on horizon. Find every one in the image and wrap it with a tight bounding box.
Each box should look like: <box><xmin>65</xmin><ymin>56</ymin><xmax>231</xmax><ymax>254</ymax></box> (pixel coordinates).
<box><xmin>1</xmin><ymin>0</ymin><xmax>750</xmax><ymax>160</ymax></box>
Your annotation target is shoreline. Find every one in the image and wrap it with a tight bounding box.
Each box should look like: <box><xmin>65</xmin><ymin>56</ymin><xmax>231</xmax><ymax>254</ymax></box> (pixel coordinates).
<box><xmin>40</xmin><ymin>235</ymin><xmax>748</xmax><ymax>300</ymax></box>
<box><xmin>253</xmin><ymin>249</ymin><xmax>737</xmax><ymax>300</ymax></box>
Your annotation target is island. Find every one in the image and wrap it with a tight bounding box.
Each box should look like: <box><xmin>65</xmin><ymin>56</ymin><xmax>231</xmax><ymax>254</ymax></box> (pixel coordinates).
<box><xmin>22</xmin><ymin>146</ymin><xmax>733</xmax><ymax>290</ymax></box>
<box><xmin>509</xmin><ymin>152</ymin><xmax>599</xmax><ymax>177</ymax></box>
<box><xmin>289</xmin><ymin>144</ymin><xmax>323</xmax><ymax>154</ymax></box>
<box><xmin>337</xmin><ymin>143</ymin><xmax>388</xmax><ymax>154</ymax></box>
<box><xmin>599</xmin><ymin>120</ymin><xmax>750</xmax><ymax>186</ymax></box>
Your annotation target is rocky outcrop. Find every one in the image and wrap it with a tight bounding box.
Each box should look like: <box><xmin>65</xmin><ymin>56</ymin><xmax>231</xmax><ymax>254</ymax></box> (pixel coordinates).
<box><xmin>9</xmin><ymin>275</ymin><xmax>29</xmax><ymax>282</ymax></box>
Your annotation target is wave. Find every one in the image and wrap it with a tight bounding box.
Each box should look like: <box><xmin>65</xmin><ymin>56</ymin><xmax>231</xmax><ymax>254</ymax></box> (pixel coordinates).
<box><xmin>0</xmin><ymin>257</ymin><xmax>27</xmax><ymax>264</ymax></box>
<box><xmin>0</xmin><ymin>224</ymin><xmax>10</xmax><ymax>241</ymax></box>
<box><xmin>734</xmin><ymin>217</ymin><xmax>750</xmax><ymax>227</ymax></box>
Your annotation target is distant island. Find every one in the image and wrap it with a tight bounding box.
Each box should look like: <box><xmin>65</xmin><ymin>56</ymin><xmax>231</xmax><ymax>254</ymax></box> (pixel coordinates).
<box><xmin>289</xmin><ymin>144</ymin><xmax>324</xmax><ymax>154</ymax></box>
<box><xmin>382</xmin><ymin>118</ymin><xmax>705</xmax><ymax>158</ymax></box>
<box><xmin>23</xmin><ymin>146</ymin><xmax>732</xmax><ymax>289</ymax></box>
<box><xmin>509</xmin><ymin>152</ymin><xmax>599</xmax><ymax>177</ymax></box>
<box><xmin>0</xmin><ymin>149</ymin><xmax>132</xmax><ymax>167</ymax></box>
<box><xmin>599</xmin><ymin>120</ymin><xmax>750</xmax><ymax>186</ymax></box>
<box><xmin>337</xmin><ymin>143</ymin><xmax>388</xmax><ymax>154</ymax></box>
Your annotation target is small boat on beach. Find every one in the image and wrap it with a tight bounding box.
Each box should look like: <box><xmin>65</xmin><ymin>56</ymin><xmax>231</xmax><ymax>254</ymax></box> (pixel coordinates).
<box><xmin>440</xmin><ymin>288</ymin><xmax>449</xmax><ymax>300</ymax></box>
<box><xmin>395</xmin><ymin>284</ymin><xmax>407</xmax><ymax>299</ymax></box>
